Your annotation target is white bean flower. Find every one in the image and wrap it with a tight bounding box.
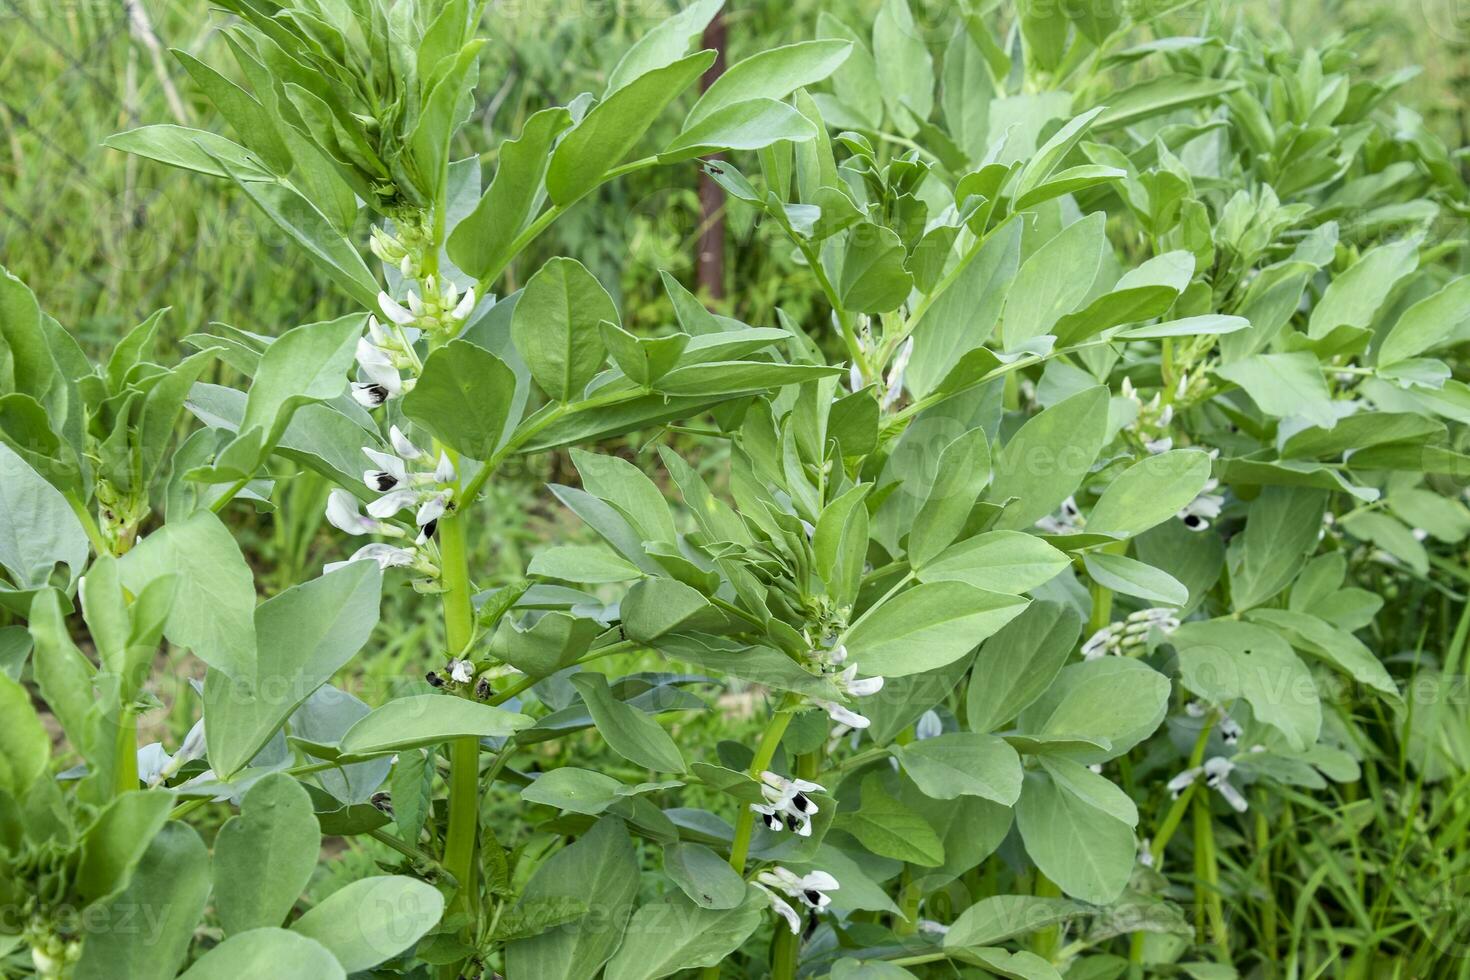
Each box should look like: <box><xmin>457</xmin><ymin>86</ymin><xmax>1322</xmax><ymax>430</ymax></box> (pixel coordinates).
<box><xmin>1178</xmin><ymin>478</ymin><xmax>1224</xmax><ymax>531</ymax></box>
<box><xmin>752</xmin><ymin>771</ymin><xmax>824</xmax><ymax>836</ymax></box>
<box><xmin>1167</xmin><ymin>755</ymin><xmax>1248</xmax><ymax>812</ymax></box>
<box><xmin>755</xmin><ymin>866</ymin><xmax>840</xmax><ymax>928</ymax></box>
<box><xmin>324</xmin><ymin>542</ymin><xmax>419</xmax><ymax>574</ymax></box>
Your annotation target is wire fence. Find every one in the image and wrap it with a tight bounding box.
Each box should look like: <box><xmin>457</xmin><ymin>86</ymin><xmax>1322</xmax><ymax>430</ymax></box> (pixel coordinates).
<box><xmin>0</xmin><ymin>0</ymin><xmax>335</xmax><ymax>351</ymax></box>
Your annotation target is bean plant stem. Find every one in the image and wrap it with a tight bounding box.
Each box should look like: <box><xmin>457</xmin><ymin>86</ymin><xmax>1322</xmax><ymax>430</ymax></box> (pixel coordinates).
<box><xmin>770</xmin><ymin>751</ymin><xmax>822</xmax><ymax>979</ymax></box>
<box><xmin>113</xmin><ymin>713</ymin><xmax>138</xmax><ymax>797</ymax></box>
<box><xmin>700</xmin><ymin>698</ymin><xmax>797</xmax><ymax>980</ymax></box>
<box><xmin>438</xmin><ymin>506</ymin><xmax>480</xmax><ymax>916</ymax></box>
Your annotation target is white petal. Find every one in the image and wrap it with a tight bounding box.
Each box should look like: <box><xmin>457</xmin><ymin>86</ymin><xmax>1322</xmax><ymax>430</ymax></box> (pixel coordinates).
<box><xmin>847</xmin><ymin>674</ymin><xmax>884</xmax><ymax>698</ymax></box>
<box><xmin>416</xmin><ymin>493</ymin><xmax>448</xmax><ymax>526</ymax></box>
<box><xmin>362</xmin><ymin>447</ymin><xmax>408</xmax><ymax>482</ymax></box>
<box><xmin>915</xmin><ymin>709</ymin><xmax>942</xmax><ymax>740</ymax></box>
<box><xmin>367</xmin><ymin>489</ymin><xmax>420</xmax><ymax>519</ymax></box>
<box><xmin>1166</xmin><ymin>767</ymin><xmax>1202</xmax><ymax>795</ymax></box>
<box><xmin>351</xmin><ymin>383</ymin><xmax>391</xmax><ymax>408</ymax></box>
<box><xmin>356</xmin><ymin>336</ymin><xmax>394</xmax><ymax>371</ymax></box>
<box><xmin>1216</xmin><ymin>780</ymin><xmax>1249</xmax><ymax>812</ymax></box>
<box><xmin>389</xmin><ymin>425</ymin><xmax>424</xmax><ymax>460</ymax></box>
<box><xmin>452</xmin><ymin>286</ymin><xmax>477</xmax><ymax>320</ymax></box>
<box><xmin>766</xmin><ymin>890</ymin><xmax>802</xmax><ymax>935</ymax></box>
<box><xmin>354</xmin><ymin>540</ymin><xmax>423</xmax><ymax>570</ymax></box>
<box><xmin>434</xmin><ymin>452</ymin><xmax>457</xmax><ymax>484</ymax></box>
<box><xmin>816</xmin><ymin>699</ymin><xmax>870</xmax><ymax>729</ymax></box>
<box><xmin>379</xmin><ymin>291</ymin><xmax>415</xmax><ymax>325</ymax></box>
<box><xmin>757</xmin><ymin>867</ymin><xmax>802</xmax><ymax>892</ymax></box>
<box><xmin>326</xmin><ymin>489</ymin><xmax>376</xmax><ymax>535</ymax></box>
<box><xmin>799</xmin><ymin>870</ymin><xmax>839</xmax><ymax>893</ymax></box>
<box><xmin>788</xmin><ymin>776</ymin><xmax>825</xmax><ymax>794</ymax></box>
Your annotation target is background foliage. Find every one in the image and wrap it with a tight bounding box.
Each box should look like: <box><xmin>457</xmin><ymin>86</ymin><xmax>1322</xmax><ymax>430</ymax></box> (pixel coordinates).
<box><xmin>3</xmin><ymin>0</ymin><xmax>1470</xmax><ymax>978</ymax></box>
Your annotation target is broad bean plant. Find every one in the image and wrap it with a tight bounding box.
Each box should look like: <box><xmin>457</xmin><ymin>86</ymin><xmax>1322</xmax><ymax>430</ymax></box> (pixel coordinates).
<box><xmin>0</xmin><ymin>0</ymin><xmax>1466</xmax><ymax>978</ymax></box>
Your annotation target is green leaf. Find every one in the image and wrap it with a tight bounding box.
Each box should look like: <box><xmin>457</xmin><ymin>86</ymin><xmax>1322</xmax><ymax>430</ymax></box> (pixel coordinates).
<box><xmin>0</xmin><ymin>441</ymin><xmax>88</xmax><ymax>589</ymax></box>
<box><xmin>241</xmin><ymin>313</ymin><xmax>363</xmax><ymax>447</ymax></box>
<box><xmin>621</xmin><ymin>578</ymin><xmax>716</xmax><ymax>642</ymax></box>
<box><xmin>896</xmin><ymin>733</ymin><xmax>1022</xmax><ymax>804</ymax></box>
<box><xmin>999</xmin><ymin>213</ymin><xmax>1106</xmax><ymax>351</ymax></box>
<box><xmin>104</xmin><ymin>125</ymin><xmax>275</xmax><ymax>181</ymax></box>
<box><xmin>1014</xmin><ymin>108</ymin><xmax>1107</xmax><ymax>202</ymax></box>
<box><xmin>1046</xmin><ymin>249</ymin><xmax>1193</xmax><ymax>345</ymax></box>
<box><xmin>571</xmin><ymin>672</ymin><xmax>686</xmax><ymax>773</ymax></box>
<box><xmin>512</xmin><ymin>258</ymin><xmax>616</xmax><ymax>402</ymax></box>
<box><xmin>1308</xmin><ymin>237</ymin><xmax>1420</xmax><ymax>339</ymax></box>
<box><xmin>505</xmin><ymin>817</ymin><xmax>640</xmax><ymax>980</ymax></box>
<box><xmin>966</xmin><ymin>600</ymin><xmax>1080</xmax><ymax>733</ymax></box>
<box><xmin>663</xmin><ymin>842</ymin><xmax>749</xmax><ymax>910</ymax></box>
<box><xmin>1116</xmin><ymin>314</ymin><xmax>1248</xmax><ymax>340</ymax></box>
<box><xmin>603</xmin><ymin>889</ymin><xmax>764</xmax><ymax>980</ymax></box>
<box><xmin>223</xmin><ymin>175</ymin><xmax>380</xmax><ymax>311</ymax></box>
<box><xmin>653</xmin><ymin>360</ymin><xmax>842</xmax><ymax>395</ymax></box>
<box><xmin>662</xmin><ymin>99</ymin><xmax>817</xmax><ymax>162</ymax></box>
<box><xmin>521</xmin><ymin>767</ymin><xmax>624</xmax><ymax>814</ymax></box>
<box><xmin>570</xmin><ymin>449</ymin><xmax>678</xmax><ymax>544</ymax></box>
<box><xmin>74</xmin><ymin>789</ymin><xmax>173</xmax><ymax>906</ymax></box>
<box><xmin>943</xmin><ymin>895</ymin><xmax>1089</xmax><ymax>950</ymax></box>
<box><xmin>1245</xmin><ymin>608</ymin><xmax>1398</xmax><ymax>698</ymax></box>
<box><xmin>835</xmin><ymin>222</ymin><xmax>913</xmax><ymax>313</ymax></box>
<box><xmin>1014</xmin><ymin>770</ymin><xmax>1134</xmax><ymax>903</ymax></box>
<box><xmin>1094</xmin><ymin>76</ymin><xmax>1242</xmax><ymax>131</ymax></box>
<box><xmin>1216</xmin><ymin>352</ymin><xmax>1338</xmax><ymax>428</ymax></box>
<box><xmin>814</xmin><ymin>484</ymin><xmax>871</xmax><ymax>608</ymax></box>
<box><xmin>74</xmin><ymin>823</ymin><xmax>212</xmax><ymax>980</ymax></box>
<box><xmin>528</xmin><ymin>546</ymin><xmax>643</xmax><ymax>584</ymax></box>
<box><xmin>213</xmin><ymin>773</ymin><xmax>320</xmax><ymax>935</ymax></box>
<box><xmin>1083</xmin><ymin>553</ymin><xmax>1188</xmax><ymax>606</ymax></box>
<box><xmin>548</xmin><ymin>51</ymin><xmax>715</xmax><ymax>205</ymax></box>
<box><xmin>600</xmin><ymin>322</ymin><xmax>688</xmax><ymax>387</ymax></box>
<box><xmin>0</xmin><ymin>674</ymin><xmax>47</xmax><ymax>798</ymax></box>
<box><xmin>449</xmin><ymin>106</ymin><xmax>573</xmax><ymax>281</ymax></box>
<box><xmin>687</xmin><ymin>40</ymin><xmax>852</xmax><ymax>126</ymax></box>
<box><xmin>290</xmin><ymin>876</ymin><xmax>444</xmax><ymax>972</ymax></box>
<box><xmin>872</xmin><ymin>0</ymin><xmax>934</xmax><ymax>133</ymax></box>
<box><xmin>1171</xmin><ymin>620</ymin><xmax>1321</xmax><ymax>751</ymax></box>
<box><xmin>407</xmin><ymin>40</ymin><xmax>486</xmax><ymax>204</ymax></box>
<box><xmin>907</xmin><ymin>218</ymin><xmax>1021</xmax><ymax>398</ymax></box>
<box><xmin>179</xmin><ymin>929</ymin><xmax>344</xmax><ymax>980</ymax></box>
<box><xmin>1378</xmin><ymin>275</ymin><xmax>1470</xmax><ymax>366</ymax></box>
<box><xmin>1017</xmin><ymin>658</ymin><xmax>1170</xmax><ymax>763</ymax></box>
<box><xmin>28</xmin><ymin>590</ymin><xmax>98</xmax><ymax>771</ymax></box>
<box><xmin>118</xmin><ymin>510</ymin><xmax>257</xmax><ymax>679</ymax></box>
<box><xmin>204</xmin><ymin>561</ymin><xmax>382</xmax><ymax>778</ymax></box>
<box><xmin>918</xmin><ymin>531</ymin><xmax>1068</xmax><ymax>594</ymax></box>
<box><xmin>605</xmin><ymin>0</ymin><xmax>723</xmax><ymax>94</ymax></box>
<box><xmin>844</xmin><ymin>582</ymin><xmax>1028</xmax><ymax>677</ymax></box>
<box><xmin>909</xmin><ymin>428</ymin><xmax>992</xmax><ymax>567</ymax></box>
<box><xmin>656</xmin><ymin>634</ymin><xmax>844</xmax><ymax>700</ymax></box>
<box><xmin>337</xmin><ymin>696</ymin><xmax>533</xmax><ymax>760</ymax></box>
<box><xmin>403</xmin><ymin>339</ymin><xmax>518</xmax><ymax>459</ymax></box>
<box><xmin>1228</xmin><ymin>487</ymin><xmax>1328</xmax><ymax>611</ymax></box>
<box><xmin>836</xmin><ymin>774</ymin><xmax>945</xmax><ymax>865</ymax></box>
<box><xmin>988</xmin><ymin>386</ymin><xmax>1109</xmax><ymax>529</ymax></box>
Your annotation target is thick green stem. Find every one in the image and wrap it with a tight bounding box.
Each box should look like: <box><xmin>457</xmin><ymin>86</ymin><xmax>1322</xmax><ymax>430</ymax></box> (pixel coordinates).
<box><xmin>113</xmin><ymin>710</ymin><xmax>138</xmax><ymax>797</ymax></box>
<box><xmin>437</xmin><ymin>508</ymin><xmax>480</xmax><ymax>912</ymax></box>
